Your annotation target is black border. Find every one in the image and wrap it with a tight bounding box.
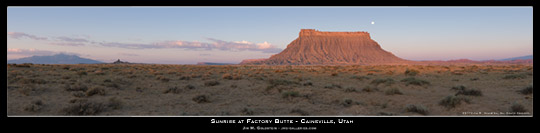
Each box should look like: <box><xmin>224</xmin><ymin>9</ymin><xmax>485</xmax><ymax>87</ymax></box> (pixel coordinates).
<box><xmin>5</xmin><ymin>0</ymin><xmax>536</xmax><ymax>6</ymax></box>
<box><xmin>5</xmin><ymin>0</ymin><xmax>536</xmax><ymax>131</ymax></box>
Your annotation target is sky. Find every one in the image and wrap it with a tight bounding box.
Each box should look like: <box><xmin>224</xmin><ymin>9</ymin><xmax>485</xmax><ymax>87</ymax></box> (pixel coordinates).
<box><xmin>7</xmin><ymin>7</ymin><xmax>533</xmax><ymax>64</ymax></box>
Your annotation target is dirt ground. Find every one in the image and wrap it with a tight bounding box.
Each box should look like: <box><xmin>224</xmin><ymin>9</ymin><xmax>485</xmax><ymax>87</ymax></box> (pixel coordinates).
<box><xmin>7</xmin><ymin>64</ymin><xmax>533</xmax><ymax>116</ymax></box>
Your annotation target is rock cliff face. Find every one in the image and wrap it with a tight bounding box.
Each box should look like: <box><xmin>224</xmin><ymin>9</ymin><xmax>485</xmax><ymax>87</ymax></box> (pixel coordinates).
<box><xmin>241</xmin><ymin>29</ymin><xmax>407</xmax><ymax>65</ymax></box>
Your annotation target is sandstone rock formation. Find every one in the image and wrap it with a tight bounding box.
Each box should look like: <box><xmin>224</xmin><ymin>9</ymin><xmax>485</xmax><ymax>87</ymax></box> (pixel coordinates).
<box><xmin>241</xmin><ymin>29</ymin><xmax>407</xmax><ymax>65</ymax></box>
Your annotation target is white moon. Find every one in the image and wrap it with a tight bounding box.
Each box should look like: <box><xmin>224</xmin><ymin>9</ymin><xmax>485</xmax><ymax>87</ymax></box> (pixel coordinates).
<box><xmin>371</xmin><ymin>21</ymin><xmax>375</xmax><ymax>25</ymax></box>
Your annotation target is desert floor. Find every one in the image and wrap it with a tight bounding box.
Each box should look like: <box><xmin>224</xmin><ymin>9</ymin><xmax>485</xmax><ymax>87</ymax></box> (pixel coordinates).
<box><xmin>7</xmin><ymin>64</ymin><xmax>533</xmax><ymax>116</ymax></box>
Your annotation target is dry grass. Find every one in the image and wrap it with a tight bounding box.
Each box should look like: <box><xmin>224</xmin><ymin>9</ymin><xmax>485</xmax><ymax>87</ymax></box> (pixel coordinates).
<box><xmin>404</xmin><ymin>69</ymin><xmax>420</xmax><ymax>76</ymax></box>
<box><xmin>204</xmin><ymin>81</ymin><xmax>220</xmax><ymax>86</ymax></box>
<box><xmin>24</xmin><ymin>100</ymin><xmax>43</xmax><ymax>112</ymax></box>
<box><xmin>192</xmin><ymin>95</ymin><xmax>210</xmax><ymax>103</ymax></box>
<box><xmin>503</xmin><ymin>74</ymin><xmax>527</xmax><ymax>79</ymax></box>
<box><xmin>385</xmin><ymin>88</ymin><xmax>403</xmax><ymax>95</ymax></box>
<box><xmin>61</xmin><ymin>100</ymin><xmax>105</xmax><ymax>115</ymax></box>
<box><xmin>404</xmin><ymin>104</ymin><xmax>429</xmax><ymax>115</ymax></box>
<box><xmin>400</xmin><ymin>77</ymin><xmax>430</xmax><ymax>86</ymax></box>
<box><xmin>520</xmin><ymin>84</ymin><xmax>533</xmax><ymax>95</ymax></box>
<box><xmin>370</xmin><ymin>78</ymin><xmax>395</xmax><ymax>86</ymax></box>
<box><xmin>439</xmin><ymin>95</ymin><xmax>471</xmax><ymax>109</ymax></box>
<box><xmin>86</xmin><ymin>86</ymin><xmax>106</xmax><ymax>96</ymax></box>
<box><xmin>7</xmin><ymin>64</ymin><xmax>533</xmax><ymax>116</ymax></box>
<box><xmin>509</xmin><ymin>102</ymin><xmax>527</xmax><ymax>114</ymax></box>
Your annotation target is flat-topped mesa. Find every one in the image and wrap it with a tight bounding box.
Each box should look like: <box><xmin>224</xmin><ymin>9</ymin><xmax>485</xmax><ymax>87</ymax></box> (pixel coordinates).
<box><xmin>240</xmin><ymin>29</ymin><xmax>406</xmax><ymax>65</ymax></box>
<box><xmin>299</xmin><ymin>29</ymin><xmax>370</xmax><ymax>38</ymax></box>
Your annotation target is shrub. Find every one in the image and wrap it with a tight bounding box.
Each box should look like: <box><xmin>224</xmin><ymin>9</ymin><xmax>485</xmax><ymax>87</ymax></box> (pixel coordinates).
<box><xmin>371</xmin><ymin>78</ymin><xmax>395</xmax><ymax>86</ymax></box>
<box><xmin>230</xmin><ymin>84</ymin><xmax>238</xmax><ymax>88</ymax></box>
<box><xmin>331</xmin><ymin>73</ymin><xmax>338</xmax><ymax>76</ymax></box>
<box><xmin>456</xmin><ymin>88</ymin><xmax>482</xmax><ymax>96</ymax></box>
<box><xmin>62</xmin><ymin>76</ymin><xmax>71</xmax><ymax>79</ymax></box>
<box><xmin>222</xmin><ymin>74</ymin><xmax>233</xmax><ymax>80</ymax></box>
<box><xmin>204</xmin><ymin>81</ymin><xmax>220</xmax><ymax>86</ymax></box>
<box><xmin>269</xmin><ymin>79</ymin><xmax>299</xmax><ymax>86</ymax></box>
<box><xmin>451</xmin><ymin>85</ymin><xmax>466</xmax><ymax>91</ymax></box>
<box><xmin>14</xmin><ymin>63</ymin><xmax>32</xmax><ymax>68</ymax></box>
<box><xmin>103</xmin><ymin>82</ymin><xmax>119</xmax><ymax>89</ymax></box>
<box><xmin>94</xmin><ymin>70</ymin><xmax>106</xmax><ymax>75</ymax></box>
<box><xmin>72</xmin><ymin>92</ymin><xmax>86</xmax><ymax>97</ymax></box>
<box><xmin>232</xmin><ymin>74</ymin><xmax>242</xmax><ymax>80</ymax></box>
<box><xmin>509</xmin><ymin>102</ymin><xmax>527</xmax><ymax>113</ymax></box>
<box><xmin>303</xmin><ymin>81</ymin><xmax>313</xmax><ymax>86</ymax></box>
<box><xmin>24</xmin><ymin>100</ymin><xmax>43</xmax><ymax>112</ymax></box>
<box><xmin>156</xmin><ymin>76</ymin><xmax>170</xmax><ymax>82</ymax></box>
<box><xmin>241</xmin><ymin>108</ymin><xmax>254</xmax><ymax>115</ymax></box>
<box><xmin>439</xmin><ymin>95</ymin><xmax>471</xmax><ymax>108</ymax></box>
<box><xmin>290</xmin><ymin>109</ymin><xmax>309</xmax><ymax>116</ymax></box>
<box><xmin>405</xmin><ymin>104</ymin><xmax>429</xmax><ymax>115</ymax></box>
<box><xmin>341</xmin><ymin>99</ymin><xmax>354</xmax><ymax>107</ymax></box>
<box><xmin>345</xmin><ymin>87</ymin><xmax>357</xmax><ymax>92</ymax></box>
<box><xmin>107</xmin><ymin>97</ymin><xmax>123</xmax><ymax>110</ymax></box>
<box><xmin>190</xmin><ymin>74</ymin><xmax>201</xmax><ymax>78</ymax></box>
<box><xmin>361</xmin><ymin>86</ymin><xmax>379</xmax><ymax>92</ymax></box>
<box><xmin>503</xmin><ymin>74</ymin><xmax>527</xmax><ymax>79</ymax></box>
<box><xmin>451</xmin><ymin>71</ymin><xmax>463</xmax><ymax>75</ymax></box>
<box><xmin>19</xmin><ymin>85</ymin><xmax>45</xmax><ymax>96</ymax></box>
<box><xmin>324</xmin><ymin>84</ymin><xmax>342</xmax><ymax>89</ymax></box>
<box><xmin>385</xmin><ymin>88</ymin><xmax>403</xmax><ymax>95</ymax></box>
<box><xmin>377</xmin><ymin>112</ymin><xmax>397</xmax><ymax>116</ymax></box>
<box><xmin>400</xmin><ymin>77</ymin><xmax>430</xmax><ymax>86</ymax></box>
<box><xmin>77</xmin><ymin>71</ymin><xmax>87</xmax><ymax>76</ymax></box>
<box><xmin>404</xmin><ymin>69</ymin><xmax>420</xmax><ymax>76</ymax></box>
<box><xmin>520</xmin><ymin>84</ymin><xmax>533</xmax><ymax>95</ymax></box>
<box><xmin>282</xmin><ymin>91</ymin><xmax>300</xmax><ymax>99</ymax></box>
<box><xmin>222</xmin><ymin>74</ymin><xmax>242</xmax><ymax>80</ymax></box>
<box><xmin>179</xmin><ymin>76</ymin><xmax>191</xmax><ymax>80</ymax></box>
<box><xmin>65</xmin><ymin>83</ymin><xmax>88</xmax><ymax>92</ymax></box>
<box><xmin>351</xmin><ymin>75</ymin><xmax>370</xmax><ymax>81</ymax></box>
<box><xmin>61</xmin><ymin>100</ymin><xmax>105</xmax><ymax>115</ymax></box>
<box><xmin>164</xmin><ymin>86</ymin><xmax>181</xmax><ymax>94</ymax></box>
<box><xmin>86</xmin><ymin>87</ymin><xmax>106</xmax><ymax>96</ymax></box>
<box><xmin>184</xmin><ymin>84</ymin><xmax>196</xmax><ymax>90</ymax></box>
<box><xmin>20</xmin><ymin>78</ymin><xmax>48</xmax><ymax>84</ymax></box>
<box><xmin>193</xmin><ymin>95</ymin><xmax>210</xmax><ymax>103</ymax></box>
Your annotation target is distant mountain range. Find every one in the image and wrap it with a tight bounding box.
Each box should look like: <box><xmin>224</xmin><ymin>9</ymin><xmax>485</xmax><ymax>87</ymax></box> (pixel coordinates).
<box><xmin>498</xmin><ymin>55</ymin><xmax>532</xmax><ymax>61</ymax></box>
<box><xmin>5</xmin><ymin>53</ymin><xmax>532</xmax><ymax>65</ymax></box>
<box><xmin>196</xmin><ymin>62</ymin><xmax>234</xmax><ymax>65</ymax></box>
<box><xmin>7</xmin><ymin>53</ymin><xmax>104</xmax><ymax>64</ymax></box>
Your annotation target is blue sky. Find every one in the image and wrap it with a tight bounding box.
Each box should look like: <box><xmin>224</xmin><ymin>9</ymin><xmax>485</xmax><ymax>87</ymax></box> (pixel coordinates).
<box><xmin>7</xmin><ymin>7</ymin><xmax>533</xmax><ymax>64</ymax></box>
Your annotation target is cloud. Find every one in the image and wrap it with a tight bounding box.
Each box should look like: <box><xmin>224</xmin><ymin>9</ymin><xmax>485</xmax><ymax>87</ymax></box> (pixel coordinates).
<box><xmin>205</xmin><ymin>38</ymin><xmax>283</xmax><ymax>53</ymax></box>
<box><xmin>56</xmin><ymin>36</ymin><xmax>90</xmax><ymax>43</ymax></box>
<box><xmin>8</xmin><ymin>31</ymin><xmax>284</xmax><ymax>53</ymax></box>
<box><xmin>119</xmin><ymin>53</ymin><xmax>139</xmax><ymax>56</ymax></box>
<box><xmin>256</xmin><ymin>41</ymin><xmax>272</xmax><ymax>49</ymax></box>
<box><xmin>99</xmin><ymin>42</ymin><xmax>160</xmax><ymax>49</ymax></box>
<box><xmin>7</xmin><ymin>48</ymin><xmax>56</xmax><ymax>56</ymax></box>
<box><xmin>98</xmin><ymin>38</ymin><xmax>283</xmax><ymax>53</ymax></box>
<box><xmin>7</xmin><ymin>32</ymin><xmax>48</xmax><ymax>40</ymax></box>
<box><xmin>49</xmin><ymin>42</ymin><xmax>86</xmax><ymax>46</ymax></box>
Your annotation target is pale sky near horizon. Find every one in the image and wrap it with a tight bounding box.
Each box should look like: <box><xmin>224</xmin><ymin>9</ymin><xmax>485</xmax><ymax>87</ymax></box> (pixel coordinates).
<box><xmin>7</xmin><ymin>7</ymin><xmax>533</xmax><ymax>64</ymax></box>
